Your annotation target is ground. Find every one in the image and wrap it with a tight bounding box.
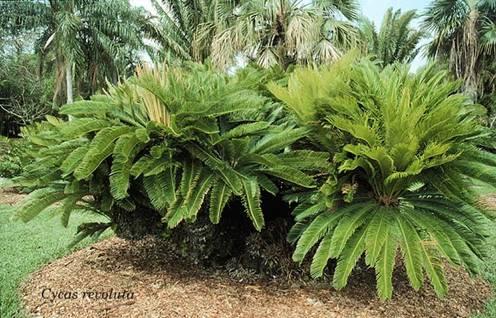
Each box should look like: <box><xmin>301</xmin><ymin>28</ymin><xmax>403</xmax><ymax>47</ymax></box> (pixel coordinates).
<box><xmin>1</xmin><ymin>188</ymin><xmax>496</xmax><ymax>318</ymax></box>
<box><xmin>0</xmin><ymin>189</ymin><xmax>110</xmax><ymax>317</ymax></box>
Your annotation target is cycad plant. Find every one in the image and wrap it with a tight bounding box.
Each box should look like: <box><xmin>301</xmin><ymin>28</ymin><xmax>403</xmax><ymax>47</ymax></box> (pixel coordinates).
<box><xmin>269</xmin><ymin>58</ymin><xmax>495</xmax><ymax>299</ymax></box>
<box><xmin>8</xmin><ymin>63</ymin><xmax>323</xmax><ymax>244</ymax></box>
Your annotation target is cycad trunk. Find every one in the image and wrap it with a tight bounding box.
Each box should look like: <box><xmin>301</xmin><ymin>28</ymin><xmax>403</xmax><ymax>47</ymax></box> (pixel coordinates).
<box><xmin>111</xmin><ymin>206</ymin><xmax>163</xmax><ymax>240</ymax></box>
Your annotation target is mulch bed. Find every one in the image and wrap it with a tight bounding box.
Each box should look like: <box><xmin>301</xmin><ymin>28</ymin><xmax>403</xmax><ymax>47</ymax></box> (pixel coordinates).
<box><xmin>0</xmin><ymin>188</ymin><xmax>491</xmax><ymax>317</ymax></box>
<box><xmin>21</xmin><ymin>236</ymin><xmax>492</xmax><ymax>318</ymax></box>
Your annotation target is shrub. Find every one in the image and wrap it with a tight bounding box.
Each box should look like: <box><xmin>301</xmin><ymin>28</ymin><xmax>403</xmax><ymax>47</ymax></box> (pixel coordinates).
<box><xmin>0</xmin><ymin>137</ymin><xmax>30</xmax><ymax>178</ymax></box>
<box><xmin>6</xmin><ymin>58</ymin><xmax>495</xmax><ymax>301</ymax></box>
<box><xmin>8</xmin><ymin>64</ymin><xmax>324</xmax><ymax>244</ymax></box>
<box><xmin>269</xmin><ymin>58</ymin><xmax>496</xmax><ymax>299</ymax></box>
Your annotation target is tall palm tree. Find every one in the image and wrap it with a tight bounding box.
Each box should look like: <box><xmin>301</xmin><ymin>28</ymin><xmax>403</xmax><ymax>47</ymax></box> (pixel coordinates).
<box><xmin>0</xmin><ymin>0</ymin><xmax>149</xmax><ymax>105</ymax></box>
<box><xmin>358</xmin><ymin>8</ymin><xmax>424</xmax><ymax>66</ymax></box>
<box><xmin>149</xmin><ymin>0</ymin><xmax>238</xmax><ymax>63</ymax></box>
<box><xmin>210</xmin><ymin>0</ymin><xmax>360</xmax><ymax>69</ymax></box>
<box><xmin>423</xmin><ymin>0</ymin><xmax>496</xmax><ymax>100</ymax></box>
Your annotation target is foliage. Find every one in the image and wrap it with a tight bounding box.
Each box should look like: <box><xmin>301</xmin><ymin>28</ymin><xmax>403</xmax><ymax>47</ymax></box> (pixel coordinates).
<box><xmin>423</xmin><ymin>0</ymin><xmax>496</xmax><ymax>101</ymax></box>
<box><xmin>148</xmin><ymin>0</ymin><xmax>237</xmax><ymax>63</ymax></box>
<box><xmin>0</xmin><ymin>53</ymin><xmax>54</xmax><ymax>135</ymax></box>
<box><xmin>210</xmin><ymin>0</ymin><xmax>360</xmax><ymax>69</ymax></box>
<box><xmin>0</xmin><ymin>137</ymin><xmax>32</xmax><ymax>178</ymax></box>
<box><xmin>0</xmin><ymin>0</ymin><xmax>151</xmax><ymax>104</ymax></box>
<box><xmin>269</xmin><ymin>57</ymin><xmax>495</xmax><ymax>300</ymax></box>
<box><xmin>358</xmin><ymin>8</ymin><xmax>424</xmax><ymax>66</ymax></box>
<box><xmin>8</xmin><ymin>63</ymin><xmax>323</xmax><ymax>245</ymax></box>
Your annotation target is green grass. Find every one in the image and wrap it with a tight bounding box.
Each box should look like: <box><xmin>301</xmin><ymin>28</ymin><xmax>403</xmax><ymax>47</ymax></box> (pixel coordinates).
<box><xmin>474</xmin><ymin>224</ymin><xmax>496</xmax><ymax>318</ymax></box>
<box><xmin>0</xmin><ymin>204</ymin><xmax>111</xmax><ymax>318</ymax></box>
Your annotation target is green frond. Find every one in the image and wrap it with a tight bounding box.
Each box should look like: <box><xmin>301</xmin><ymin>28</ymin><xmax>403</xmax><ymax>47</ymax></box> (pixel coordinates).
<box><xmin>60</xmin><ymin>119</ymin><xmax>112</xmax><ymax>139</ymax></box>
<box><xmin>332</xmin><ymin>226</ymin><xmax>367</xmax><ymax>289</ymax></box>
<box><xmin>15</xmin><ymin>188</ymin><xmax>66</xmax><ymax>222</ymax></box>
<box><xmin>59</xmin><ymin>99</ymin><xmax>115</xmax><ymax>117</ymax></box>
<box><xmin>241</xmin><ymin>178</ymin><xmax>264</xmax><ymax>231</ymax></box>
<box><xmin>184</xmin><ymin>172</ymin><xmax>214</xmax><ymax>220</ymax></box>
<box><xmin>60</xmin><ymin>145</ymin><xmax>89</xmax><ymax>176</ymax></box>
<box><xmin>218</xmin><ymin>122</ymin><xmax>271</xmax><ymax>141</ymax></box>
<box><xmin>251</xmin><ymin>127</ymin><xmax>309</xmax><ymax>154</ymax></box>
<box><xmin>209</xmin><ymin>180</ymin><xmax>232</xmax><ymax>224</ymax></box>
<box><xmin>292</xmin><ymin>210</ymin><xmax>346</xmax><ymax>263</ymax></box>
<box><xmin>395</xmin><ymin>213</ymin><xmax>424</xmax><ymax>290</ymax></box>
<box><xmin>143</xmin><ymin>171</ymin><xmax>176</xmax><ymax>211</ymax></box>
<box><xmin>375</xmin><ymin>230</ymin><xmax>397</xmax><ymax>300</ymax></box>
<box><xmin>364</xmin><ymin>207</ymin><xmax>391</xmax><ymax>266</ymax></box>
<box><xmin>310</xmin><ymin>235</ymin><xmax>333</xmax><ymax>278</ymax></box>
<box><xmin>74</xmin><ymin>126</ymin><xmax>135</xmax><ymax>180</ymax></box>
<box><xmin>110</xmin><ymin>134</ymin><xmax>143</xmax><ymax>200</ymax></box>
<box><xmin>329</xmin><ymin>203</ymin><xmax>375</xmax><ymax>258</ymax></box>
<box><xmin>260</xmin><ymin>165</ymin><xmax>315</xmax><ymax>188</ymax></box>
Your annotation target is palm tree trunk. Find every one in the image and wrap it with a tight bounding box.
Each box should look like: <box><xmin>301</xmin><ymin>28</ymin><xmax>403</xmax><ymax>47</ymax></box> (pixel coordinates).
<box><xmin>66</xmin><ymin>61</ymin><xmax>73</xmax><ymax>104</ymax></box>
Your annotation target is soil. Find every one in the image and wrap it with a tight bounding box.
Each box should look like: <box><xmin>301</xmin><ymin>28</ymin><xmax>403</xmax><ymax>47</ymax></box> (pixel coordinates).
<box><xmin>1</xmin><ymin>189</ymin><xmax>492</xmax><ymax>318</ymax></box>
<box><xmin>20</xmin><ymin>237</ymin><xmax>492</xmax><ymax>318</ymax></box>
<box><xmin>0</xmin><ymin>187</ymin><xmax>25</xmax><ymax>205</ymax></box>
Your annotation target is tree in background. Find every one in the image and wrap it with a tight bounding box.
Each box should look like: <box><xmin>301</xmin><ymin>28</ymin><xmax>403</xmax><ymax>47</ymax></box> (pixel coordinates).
<box><xmin>0</xmin><ymin>0</ymin><xmax>150</xmax><ymax>106</ymax></box>
<box><xmin>423</xmin><ymin>0</ymin><xmax>496</xmax><ymax>102</ymax></box>
<box><xmin>358</xmin><ymin>8</ymin><xmax>424</xmax><ymax>67</ymax></box>
<box><xmin>148</xmin><ymin>0</ymin><xmax>239</xmax><ymax>63</ymax></box>
<box><xmin>209</xmin><ymin>0</ymin><xmax>360</xmax><ymax>69</ymax></box>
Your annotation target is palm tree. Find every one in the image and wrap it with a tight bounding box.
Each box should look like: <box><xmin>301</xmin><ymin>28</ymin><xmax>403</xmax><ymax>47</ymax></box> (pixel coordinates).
<box><xmin>210</xmin><ymin>0</ymin><xmax>360</xmax><ymax>69</ymax></box>
<box><xmin>423</xmin><ymin>0</ymin><xmax>496</xmax><ymax>100</ymax></box>
<box><xmin>358</xmin><ymin>8</ymin><xmax>424</xmax><ymax>66</ymax></box>
<box><xmin>0</xmin><ymin>0</ymin><xmax>149</xmax><ymax>105</ymax></box>
<box><xmin>148</xmin><ymin>0</ymin><xmax>238</xmax><ymax>63</ymax></box>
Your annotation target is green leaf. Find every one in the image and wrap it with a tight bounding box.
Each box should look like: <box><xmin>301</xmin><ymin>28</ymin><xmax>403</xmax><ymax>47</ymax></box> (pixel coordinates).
<box><xmin>218</xmin><ymin>122</ymin><xmax>271</xmax><ymax>141</ymax></box>
<box><xmin>60</xmin><ymin>145</ymin><xmax>89</xmax><ymax>176</ymax></box>
<box><xmin>310</xmin><ymin>235</ymin><xmax>333</xmax><ymax>278</ymax></box>
<box><xmin>364</xmin><ymin>207</ymin><xmax>390</xmax><ymax>266</ymax></box>
<box><xmin>329</xmin><ymin>203</ymin><xmax>374</xmax><ymax>258</ymax></box>
<box><xmin>375</xmin><ymin>230</ymin><xmax>397</xmax><ymax>300</ymax></box>
<box><xmin>110</xmin><ymin>134</ymin><xmax>143</xmax><ymax>200</ymax></box>
<box><xmin>395</xmin><ymin>213</ymin><xmax>423</xmax><ymax>290</ymax></box>
<box><xmin>74</xmin><ymin>126</ymin><xmax>134</xmax><ymax>180</ymax></box>
<box><xmin>333</xmin><ymin>226</ymin><xmax>367</xmax><ymax>289</ymax></box>
<box><xmin>241</xmin><ymin>178</ymin><xmax>264</xmax><ymax>231</ymax></box>
<box><xmin>185</xmin><ymin>172</ymin><xmax>214</xmax><ymax>220</ymax></box>
<box><xmin>293</xmin><ymin>210</ymin><xmax>345</xmax><ymax>263</ymax></box>
<box><xmin>15</xmin><ymin>188</ymin><xmax>66</xmax><ymax>222</ymax></box>
<box><xmin>260</xmin><ymin>166</ymin><xmax>315</xmax><ymax>188</ymax></box>
<box><xmin>209</xmin><ymin>180</ymin><xmax>232</xmax><ymax>224</ymax></box>
<box><xmin>60</xmin><ymin>119</ymin><xmax>111</xmax><ymax>138</ymax></box>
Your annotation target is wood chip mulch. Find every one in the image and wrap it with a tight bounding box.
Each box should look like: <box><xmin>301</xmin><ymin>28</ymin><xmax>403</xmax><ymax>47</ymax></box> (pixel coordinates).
<box><xmin>20</xmin><ymin>236</ymin><xmax>492</xmax><ymax>318</ymax></box>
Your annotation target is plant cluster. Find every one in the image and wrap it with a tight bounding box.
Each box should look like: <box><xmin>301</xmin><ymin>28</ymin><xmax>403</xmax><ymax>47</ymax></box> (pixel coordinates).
<box><xmin>0</xmin><ymin>137</ymin><xmax>31</xmax><ymax>178</ymax></box>
<box><xmin>7</xmin><ymin>58</ymin><xmax>496</xmax><ymax>300</ymax></box>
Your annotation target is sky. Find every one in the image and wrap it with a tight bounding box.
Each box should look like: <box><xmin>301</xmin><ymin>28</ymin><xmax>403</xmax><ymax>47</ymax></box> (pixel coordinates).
<box><xmin>130</xmin><ymin>0</ymin><xmax>432</xmax><ymax>69</ymax></box>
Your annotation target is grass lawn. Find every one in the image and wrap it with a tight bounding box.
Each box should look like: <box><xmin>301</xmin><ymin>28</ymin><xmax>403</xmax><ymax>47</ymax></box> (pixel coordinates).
<box><xmin>0</xmin><ymin>204</ymin><xmax>111</xmax><ymax>317</ymax></box>
<box><xmin>474</xmin><ymin>223</ymin><xmax>496</xmax><ymax>318</ymax></box>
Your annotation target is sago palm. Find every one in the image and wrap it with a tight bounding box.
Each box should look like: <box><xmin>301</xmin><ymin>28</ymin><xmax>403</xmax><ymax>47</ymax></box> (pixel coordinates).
<box><xmin>269</xmin><ymin>57</ymin><xmax>495</xmax><ymax>300</ymax></box>
<box><xmin>8</xmin><ymin>63</ymin><xmax>324</xmax><ymax>244</ymax></box>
